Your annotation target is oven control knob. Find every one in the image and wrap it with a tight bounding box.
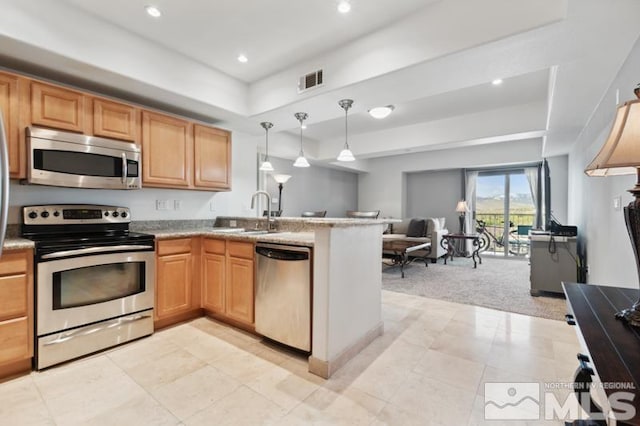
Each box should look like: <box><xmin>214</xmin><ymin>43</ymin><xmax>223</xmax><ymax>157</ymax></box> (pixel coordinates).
<box><xmin>41</xmin><ymin>211</ymin><xmax>50</xmax><ymax>218</ymax></box>
<box><xmin>104</xmin><ymin>211</ymin><xmax>109</xmax><ymax>217</ymax></box>
<box><xmin>120</xmin><ymin>212</ymin><xmax>128</xmax><ymax>218</ymax></box>
<box><xmin>28</xmin><ymin>211</ymin><xmax>37</xmax><ymax>219</ymax></box>
<box><xmin>53</xmin><ymin>211</ymin><xmax>60</xmax><ymax>217</ymax></box>
<box><xmin>112</xmin><ymin>211</ymin><xmax>119</xmax><ymax>218</ymax></box>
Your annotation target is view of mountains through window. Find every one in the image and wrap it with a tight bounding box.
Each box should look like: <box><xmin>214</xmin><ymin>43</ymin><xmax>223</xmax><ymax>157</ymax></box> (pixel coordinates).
<box><xmin>476</xmin><ymin>173</ymin><xmax>535</xmax><ymax>227</ymax></box>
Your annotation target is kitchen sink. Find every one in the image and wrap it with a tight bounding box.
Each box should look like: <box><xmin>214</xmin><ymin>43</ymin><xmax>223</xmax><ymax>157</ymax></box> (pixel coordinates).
<box><xmin>239</xmin><ymin>230</ymin><xmax>285</xmax><ymax>235</ymax></box>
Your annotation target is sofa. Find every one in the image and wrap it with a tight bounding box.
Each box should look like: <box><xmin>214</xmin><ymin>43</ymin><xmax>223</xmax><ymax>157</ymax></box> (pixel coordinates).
<box><xmin>382</xmin><ymin>217</ymin><xmax>449</xmax><ymax>262</ymax></box>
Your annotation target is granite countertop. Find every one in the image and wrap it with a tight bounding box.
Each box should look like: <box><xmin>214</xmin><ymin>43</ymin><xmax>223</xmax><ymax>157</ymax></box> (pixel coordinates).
<box><xmin>150</xmin><ymin>228</ymin><xmax>315</xmax><ymax>247</ymax></box>
<box><xmin>2</xmin><ymin>238</ymin><xmax>35</xmax><ymax>251</ymax></box>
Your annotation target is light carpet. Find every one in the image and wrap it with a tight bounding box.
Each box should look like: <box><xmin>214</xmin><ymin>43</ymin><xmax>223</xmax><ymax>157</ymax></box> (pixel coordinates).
<box><xmin>381</xmin><ymin>255</ymin><xmax>567</xmax><ymax>321</ymax></box>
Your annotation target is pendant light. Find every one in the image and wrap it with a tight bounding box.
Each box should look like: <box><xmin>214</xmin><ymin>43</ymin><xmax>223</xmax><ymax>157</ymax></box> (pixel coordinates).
<box><xmin>259</xmin><ymin>122</ymin><xmax>274</xmax><ymax>171</ymax></box>
<box><xmin>337</xmin><ymin>99</ymin><xmax>355</xmax><ymax>162</ymax></box>
<box><xmin>293</xmin><ymin>112</ymin><xmax>310</xmax><ymax>168</ymax></box>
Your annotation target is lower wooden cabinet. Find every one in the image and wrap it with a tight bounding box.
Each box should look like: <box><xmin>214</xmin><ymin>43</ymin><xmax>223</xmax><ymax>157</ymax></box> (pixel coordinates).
<box><xmin>202</xmin><ymin>239</ymin><xmax>255</xmax><ymax>327</ymax></box>
<box><xmin>155</xmin><ymin>238</ymin><xmax>201</xmax><ymax>328</ymax></box>
<box><xmin>0</xmin><ymin>249</ymin><xmax>34</xmax><ymax>378</ymax></box>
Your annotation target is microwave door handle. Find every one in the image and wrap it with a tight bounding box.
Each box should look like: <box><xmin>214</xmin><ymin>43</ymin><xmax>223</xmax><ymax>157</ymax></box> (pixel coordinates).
<box><xmin>121</xmin><ymin>153</ymin><xmax>127</xmax><ymax>185</ymax></box>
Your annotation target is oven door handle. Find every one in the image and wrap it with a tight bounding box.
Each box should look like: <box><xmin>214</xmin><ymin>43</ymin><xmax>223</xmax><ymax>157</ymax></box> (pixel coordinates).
<box><xmin>41</xmin><ymin>244</ymin><xmax>154</xmax><ymax>259</ymax></box>
<box><xmin>43</xmin><ymin>313</ymin><xmax>152</xmax><ymax>346</ymax></box>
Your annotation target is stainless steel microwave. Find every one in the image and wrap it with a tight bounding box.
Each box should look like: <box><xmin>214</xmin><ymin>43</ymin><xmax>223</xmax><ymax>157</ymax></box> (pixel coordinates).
<box><xmin>26</xmin><ymin>127</ymin><xmax>141</xmax><ymax>190</ymax></box>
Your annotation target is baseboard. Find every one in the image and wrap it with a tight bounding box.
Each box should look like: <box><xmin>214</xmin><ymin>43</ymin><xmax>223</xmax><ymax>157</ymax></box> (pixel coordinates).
<box><xmin>308</xmin><ymin>321</ymin><xmax>384</xmax><ymax>379</ymax></box>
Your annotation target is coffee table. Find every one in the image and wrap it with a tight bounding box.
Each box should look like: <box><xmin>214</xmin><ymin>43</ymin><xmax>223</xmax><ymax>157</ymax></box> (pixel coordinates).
<box><xmin>382</xmin><ymin>239</ymin><xmax>431</xmax><ymax>278</ymax></box>
<box><xmin>441</xmin><ymin>233</ymin><xmax>482</xmax><ymax>268</ymax></box>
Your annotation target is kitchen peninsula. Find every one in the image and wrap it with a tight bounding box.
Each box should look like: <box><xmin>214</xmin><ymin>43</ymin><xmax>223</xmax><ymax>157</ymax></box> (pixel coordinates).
<box><xmin>147</xmin><ymin>216</ymin><xmax>390</xmax><ymax>378</ymax></box>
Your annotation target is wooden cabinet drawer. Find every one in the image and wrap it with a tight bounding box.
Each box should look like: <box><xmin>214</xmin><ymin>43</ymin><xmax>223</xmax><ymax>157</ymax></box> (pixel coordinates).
<box><xmin>0</xmin><ymin>251</ymin><xmax>28</xmax><ymax>276</ymax></box>
<box><xmin>227</xmin><ymin>241</ymin><xmax>254</xmax><ymax>259</ymax></box>
<box><xmin>0</xmin><ymin>317</ymin><xmax>30</xmax><ymax>364</ymax></box>
<box><xmin>0</xmin><ymin>275</ymin><xmax>28</xmax><ymax>321</ymax></box>
<box><xmin>157</xmin><ymin>238</ymin><xmax>192</xmax><ymax>256</ymax></box>
<box><xmin>31</xmin><ymin>82</ymin><xmax>85</xmax><ymax>132</ymax></box>
<box><xmin>203</xmin><ymin>238</ymin><xmax>226</xmax><ymax>255</ymax></box>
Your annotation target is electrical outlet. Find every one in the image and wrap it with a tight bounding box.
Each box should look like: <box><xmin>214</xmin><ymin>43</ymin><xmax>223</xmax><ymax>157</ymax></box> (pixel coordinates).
<box><xmin>156</xmin><ymin>200</ymin><xmax>168</xmax><ymax>210</ymax></box>
<box><xmin>272</xmin><ymin>198</ymin><xmax>279</xmax><ymax>204</ymax></box>
<box><xmin>230</xmin><ymin>220</ymin><xmax>237</xmax><ymax>227</ymax></box>
<box><xmin>613</xmin><ymin>196</ymin><xmax>622</xmax><ymax>211</ymax></box>
<box><xmin>174</xmin><ymin>200</ymin><xmax>182</xmax><ymax>210</ymax></box>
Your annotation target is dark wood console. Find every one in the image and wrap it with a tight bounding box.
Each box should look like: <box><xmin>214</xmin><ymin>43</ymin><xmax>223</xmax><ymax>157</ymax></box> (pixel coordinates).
<box><xmin>563</xmin><ymin>282</ymin><xmax>640</xmax><ymax>425</ymax></box>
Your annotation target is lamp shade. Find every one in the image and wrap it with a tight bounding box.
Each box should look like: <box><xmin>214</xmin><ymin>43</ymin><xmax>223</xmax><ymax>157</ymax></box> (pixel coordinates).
<box><xmin>585</xmin><ymin>99</ymin><xmax>640</xmax><ymax>176</ymax></box>
<box><xmin>293</xmin><ymin>156</ymin><xmax>310</xmax><ymax>168</ymax></box>
<box><xmin>455</xmin><ymin>200</ymin><xmax>469</xmax><ymax>213</ymax></box>
<box><xmin>337</xmin><ymin>148</ymin><xmax>355</xmax><ymax>162</ymax></box>
<box><xmin>273</xmin><ymin>174</ymin><xmax>291</xmax><ymax>184</ymax></box>
<box><xmin>259</xmin><ymin>160</ymin><xmax>274</xmax><ymax>172</ymax></box>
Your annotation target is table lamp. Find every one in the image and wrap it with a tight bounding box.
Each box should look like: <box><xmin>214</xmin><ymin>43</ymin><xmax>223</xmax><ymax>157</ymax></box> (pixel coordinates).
<box><xmin>585</xmin><ymin>87</ymin><xmax>640</xmax><ymax>326</ymax></box>
<box><xmin>273</xmin><ymin>174</ymin><xmax>291</xmax><ymax>214</ymax></box>
<box><xmin>455</xmin><ymin>200</ymin><xmax>469</xmax><ymax>233</ymax></box>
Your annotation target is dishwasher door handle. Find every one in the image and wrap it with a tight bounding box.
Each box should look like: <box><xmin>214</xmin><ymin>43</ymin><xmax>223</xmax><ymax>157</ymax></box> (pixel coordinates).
<box><xmin>256</xmin><ymin>244</ymin><xmax>310</xmax><ymax>261</ymax></box>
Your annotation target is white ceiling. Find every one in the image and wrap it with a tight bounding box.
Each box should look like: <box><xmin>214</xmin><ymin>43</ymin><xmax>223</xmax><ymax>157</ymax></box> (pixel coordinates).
<box><xmin>1</xmin><ymin>0</ymin><xmax>639</xmax><ymax>168</ymax></box>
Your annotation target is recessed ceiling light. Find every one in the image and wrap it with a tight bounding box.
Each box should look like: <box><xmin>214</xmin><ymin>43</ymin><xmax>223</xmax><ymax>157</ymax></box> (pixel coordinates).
<box><xmin>492</xmin><ymin>79</ymin><xmax>503</xmax><ymax>86</ymax></box>
<box><xmin>145</xmin><ymin>5</ymin><xmax>162</xmax><ymax>18</ymax></box>
<box><xmin>301</xmin><ymin>124</ymin><xmax>307</xmax><ymax>129</ymax></box>
<box><xmin>368</xmin><ymin>105</ymin><xmax>395</xmax><ymax>119</ymax></box>
<box><xmin>337</xmin><ymin>0</ymin><xmax>351</xmax><ymax>14</ymax></box>
<box><xmin>237</xmin><ymin>54</ymin><xmax>248</xmax><ymax>63</ymax></box>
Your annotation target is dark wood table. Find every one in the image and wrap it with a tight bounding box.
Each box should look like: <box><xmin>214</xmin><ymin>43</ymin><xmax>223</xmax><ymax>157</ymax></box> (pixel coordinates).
<box><xmin>440</xmin><ymin>233</ymin><xmax>482</xmax><ymax>268</ymax></box>
<box><xmin>382</xmin><ymin>239</ymin><xmax>431</xmax><ymax>278</ymax></box>
<box><xmin>563</xmin><ymin>282</ymin><xmax>640</xmax><ymax>425</ymax></box>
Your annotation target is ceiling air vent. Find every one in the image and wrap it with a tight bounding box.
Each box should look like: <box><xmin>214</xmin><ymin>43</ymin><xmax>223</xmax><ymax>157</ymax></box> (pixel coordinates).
<box><xmin>298</xmin><ymin>69</ymin><xmax>323</xmax><ymax>93</ymax></box>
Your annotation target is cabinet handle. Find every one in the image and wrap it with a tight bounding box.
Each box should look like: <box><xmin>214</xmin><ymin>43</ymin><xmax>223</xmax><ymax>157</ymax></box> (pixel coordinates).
<box><xmin>565</xmin><ymin>314</ymin><xmax>576</xmax><ymax>325</ymax></box>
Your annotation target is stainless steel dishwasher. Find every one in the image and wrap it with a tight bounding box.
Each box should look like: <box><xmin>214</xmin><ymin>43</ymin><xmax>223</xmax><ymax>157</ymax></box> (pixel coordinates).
<box><xmin>255</xmin><ymin>243</ymin><xmax>311</xmax><ymax>352</ymax></box>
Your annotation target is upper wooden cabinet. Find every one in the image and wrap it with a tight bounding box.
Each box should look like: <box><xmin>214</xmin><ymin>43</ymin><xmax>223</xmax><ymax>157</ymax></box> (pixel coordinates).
<box><xmin>0</xmin><ymin>70</ymin><xmax>232</xmax><ymax>188</ymax></box>
<box><xmin>30</xmin><ymin>81</ymin><xmax>85</xmax><ymax>133</ymax></box>
<box><xmin>0</xmin><ymin>72</ymin><xmax>21</xmax><ymax>177</ymax></box>
<box><xmin>194</xmin><ymin>124</ymin><xmax>231</xmax><ymax>190</ymax></box>
<box><xmin>93</xmin><ymin>98</ymin><xmax>138</xmax><ymax>142</ymax></box>
<box><xmin>142</xmin><ymin>112</ymin><xmax>232</xmax><ymax>191</ymax></box>
<box><xmin>142</xmin><ymin>111</ymin><xmax>193</xmax><ymax>188</ymax></box>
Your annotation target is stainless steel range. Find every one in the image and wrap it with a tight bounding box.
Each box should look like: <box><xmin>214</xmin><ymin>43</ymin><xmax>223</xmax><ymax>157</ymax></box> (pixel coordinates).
<box><xmin>22</xmin><ymin>204</ymin><xmax>155</xmax><ymax>370</ymax></box>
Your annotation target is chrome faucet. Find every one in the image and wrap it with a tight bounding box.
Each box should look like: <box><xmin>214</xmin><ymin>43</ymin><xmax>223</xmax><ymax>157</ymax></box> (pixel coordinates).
<box><xmin>250</xmin><ymin>190</ymin><xmax>274</xmax><ymax>230</ymax></box>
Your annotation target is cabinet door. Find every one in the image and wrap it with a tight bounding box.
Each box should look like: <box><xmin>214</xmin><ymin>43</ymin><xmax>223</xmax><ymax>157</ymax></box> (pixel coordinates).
<box><xmin>225</xmin><ymin>257</ymin><xmax>254</xmax><ymax>325</ymax></box>
<box><xmin>156</xmin><ymin>253</ymin><xmax>193</xmax><ymax>319</ymax></box>
<box><xmin>0</xmin><ymin>72</ymin><xmax>20</xmax><ymax>176</ymax></box>
<box><xmin>0</xmin><ymin>318</ymin><xmax>30</xmax><ymax>365</ymax></box>
<box><xmin>142</xmin><ymin>111</ymin><xmax>192</xmax><ymax>187</ymax></box>
<box><xmin>93</xmin><ymin>98</ymin><xmax>138</xmax><ymax>142</ymax></box>
<box><xmin>0</xmin><ymin>250</ymin><xmax>33</xmax><ymax>368</ymax></box>
<box><xmin>202</xmin><ymin>252</ymin><xmax>226</xmax><ymax>313</ymax></box>
<box><xmin>31</xmin><ymin>82</ymin><xmax>85</xmax><ymax>132</ymax></box>
<box><xmin>194</xmin><ymin>124</ymin><xmax>231</xmax><ymax>190</ymax></box>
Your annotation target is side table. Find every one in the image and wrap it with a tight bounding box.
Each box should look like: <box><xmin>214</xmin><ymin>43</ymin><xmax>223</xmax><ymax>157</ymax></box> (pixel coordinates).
<box><xmin>440</xmin><ymin>233</ymin><xmax>482</xmax><ymax>268</ymax></box>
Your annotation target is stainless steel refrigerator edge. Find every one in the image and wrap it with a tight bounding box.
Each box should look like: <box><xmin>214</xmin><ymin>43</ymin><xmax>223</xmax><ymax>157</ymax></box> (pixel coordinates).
<box><xmin>255</xmin><ymin>243</ymin><xmax>311</xmax><ymax>352</ymax></box>
<box><xmin>0</xmin><ymin>112</ymin><xmax>9</xmax><ymax>258</ymax></box>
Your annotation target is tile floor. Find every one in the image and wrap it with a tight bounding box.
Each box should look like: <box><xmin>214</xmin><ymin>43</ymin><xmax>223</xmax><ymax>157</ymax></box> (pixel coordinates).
<box><xmin>0</xmin><ymin>291</ymin><xmax>583</xmax><ymax>425</ymax></box>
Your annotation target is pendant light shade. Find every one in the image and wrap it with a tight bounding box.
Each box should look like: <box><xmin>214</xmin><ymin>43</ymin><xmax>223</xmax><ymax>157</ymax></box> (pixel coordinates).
<box><xmin>337</xmin><ymin>99</ymin><xmax>355</xmax><ymax>162</ymax></box>
<box><xmin>259</xmin><ymin>122</ymin><xmax>274</xmax><ymax>171</ymax></box>
<box><xmin>294</xmin><ymin>112</ymin><xmax>310</xmax><ymax>168</ymax></box>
